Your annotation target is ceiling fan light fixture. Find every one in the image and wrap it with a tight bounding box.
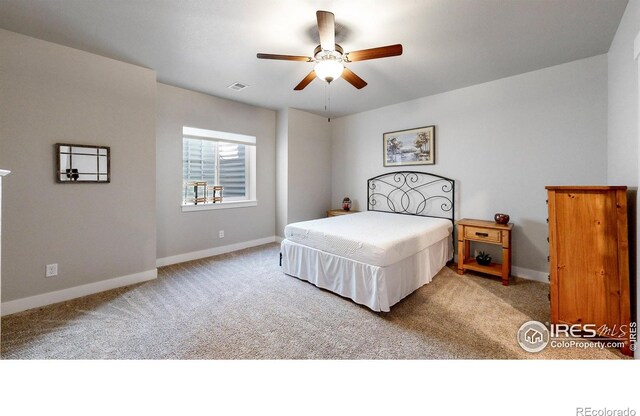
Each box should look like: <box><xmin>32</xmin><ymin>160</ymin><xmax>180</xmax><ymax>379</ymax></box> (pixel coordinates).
<box><xmin>314</xmin><ymin>59</ymin><xmax>344</xmax><ymax>83</ymax></box>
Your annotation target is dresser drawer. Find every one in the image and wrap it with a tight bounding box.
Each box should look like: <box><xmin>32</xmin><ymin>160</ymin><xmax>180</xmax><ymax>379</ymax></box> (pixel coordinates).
<box><xmin>464</xmin><ymin>226</ymin><xmax>502</xmax><ymax>243</ymax></box>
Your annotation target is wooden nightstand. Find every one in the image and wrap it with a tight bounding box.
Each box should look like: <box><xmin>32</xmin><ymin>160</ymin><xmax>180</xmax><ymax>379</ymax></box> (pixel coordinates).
<box><xmin>327</xmin><ymin>209</ymin><xmax>359</xmax><ymax>217</ymax></box>
<box><xmin>456</xmin><ymin>218</ymin><xmax>513</xmax><ymax>285</ymax></box>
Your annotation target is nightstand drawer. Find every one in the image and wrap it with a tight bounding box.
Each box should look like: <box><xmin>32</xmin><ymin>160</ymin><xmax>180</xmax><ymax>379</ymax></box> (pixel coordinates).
<box><xmin>464</xmin><ymin>226</ymin><xmax>502</xmax><ymax>243</ymax></box>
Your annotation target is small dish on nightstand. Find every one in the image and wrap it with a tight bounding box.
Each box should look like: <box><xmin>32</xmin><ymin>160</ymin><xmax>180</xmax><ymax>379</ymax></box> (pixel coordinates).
<box><xmin>494</xmin><ymin>213</ymin><xmax>510</xmax><ymax>224</ymax></box>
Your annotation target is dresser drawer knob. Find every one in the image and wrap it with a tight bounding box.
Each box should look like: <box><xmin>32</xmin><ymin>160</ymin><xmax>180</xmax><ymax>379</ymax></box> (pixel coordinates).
<box><xmin>475</xmin><ymin>232</ymin><xmax>489</xmax><ymax>237</ymax></box>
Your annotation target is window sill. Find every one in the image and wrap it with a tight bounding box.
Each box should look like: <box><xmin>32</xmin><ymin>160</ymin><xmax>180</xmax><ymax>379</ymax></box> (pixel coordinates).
<box><xmin>181</xmin><ymin>200</ymin><xmax>258</xmax><ymax>212</ymax></box>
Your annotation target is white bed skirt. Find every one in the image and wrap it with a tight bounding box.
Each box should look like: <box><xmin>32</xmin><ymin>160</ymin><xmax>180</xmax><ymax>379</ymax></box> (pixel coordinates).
<box><xmin>280</xmin><ymin>237</ymin><xmax>452</xmax><ymax>312</ymax></box>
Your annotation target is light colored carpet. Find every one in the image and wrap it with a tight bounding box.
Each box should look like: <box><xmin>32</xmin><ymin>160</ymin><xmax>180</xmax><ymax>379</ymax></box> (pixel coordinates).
<box><xmin>0</xmin><ymin>243</ymin><xmax>628</xmax><ymax>359</ymax></box>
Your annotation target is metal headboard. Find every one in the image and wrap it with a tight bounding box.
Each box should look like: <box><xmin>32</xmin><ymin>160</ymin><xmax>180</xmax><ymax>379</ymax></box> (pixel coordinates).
<box><xmin>367</xmin><ymin>171</ymin><xmax>455</xmax><ymax>224</ymax></box>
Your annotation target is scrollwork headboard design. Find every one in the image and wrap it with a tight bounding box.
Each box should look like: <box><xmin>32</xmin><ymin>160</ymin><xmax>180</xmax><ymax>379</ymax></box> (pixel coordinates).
<box><xmin>367</xmin><ymin>171</ymin><xmax>455</xmax><ymax>223</ymax></box>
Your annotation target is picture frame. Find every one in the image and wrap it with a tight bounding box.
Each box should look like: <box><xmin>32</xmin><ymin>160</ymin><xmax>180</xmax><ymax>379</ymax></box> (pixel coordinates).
<box><xmin>55</xmin><ymin>143</ymin><xmax>111</xmax><ymax>183</ymax></box>
<box><xmin>383</xmin><ymin>125</ymin><xmax>435</xmax><ymax>167</ymax></box>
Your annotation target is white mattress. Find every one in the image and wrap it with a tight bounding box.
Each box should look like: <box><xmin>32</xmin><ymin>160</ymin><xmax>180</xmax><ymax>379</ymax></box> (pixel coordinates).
<box><xmin>284</xmin><ymin>211</ymin><xmax>452</xmax><ymax>267</ymax></box>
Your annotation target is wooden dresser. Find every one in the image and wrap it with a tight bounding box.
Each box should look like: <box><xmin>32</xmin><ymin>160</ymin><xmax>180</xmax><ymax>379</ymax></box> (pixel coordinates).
<box><xmin>546</xmin><ymin>186</ymin><xmax>632</xmax><ymax>356</ymax></box>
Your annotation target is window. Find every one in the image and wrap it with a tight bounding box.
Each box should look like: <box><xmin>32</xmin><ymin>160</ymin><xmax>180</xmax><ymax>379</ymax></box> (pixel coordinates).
<box><xmin>182</xmin><ymin>126</ymin><xmax>256</xmax><ymax>210</ymax></box>
<box><xmin>183</xmin><ymin>139</ymin><xmax>247</xmax><ymax>200</ymax></box>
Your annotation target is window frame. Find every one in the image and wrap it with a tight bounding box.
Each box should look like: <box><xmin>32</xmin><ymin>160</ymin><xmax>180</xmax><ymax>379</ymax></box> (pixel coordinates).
<box><xmin>181</xmin><ymin>126</ymin><xmax>257</xmax><ymax>212</ymax></box>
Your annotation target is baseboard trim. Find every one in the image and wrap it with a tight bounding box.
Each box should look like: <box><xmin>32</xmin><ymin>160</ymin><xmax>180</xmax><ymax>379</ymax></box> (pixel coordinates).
<box><xmin>512</xmin><ymin>266</ymin><xmax>548</xmax><ymax>284</ymax></box>
<box><xmin>156</xmin><ymin>236</ymin><xmax>277</xmax><ymax>267</ymax></box>
<box><xmin>1</xmin><ymin>241</ymin><xmax>546</xmax><ymax>316</ymax></box>
<box><xmin>1</xmin><ymin>269</ymin><xmax>157</xmax><ymax>316</ymax></box>
<box><xmin>275</xmin><ymin>236</ymin><xmax>284</xmax><ymax>243</ymax></box>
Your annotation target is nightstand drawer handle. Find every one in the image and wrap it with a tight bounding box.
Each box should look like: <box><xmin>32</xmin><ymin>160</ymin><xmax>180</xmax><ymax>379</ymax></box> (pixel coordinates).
<box><xmin>475</xmin><ymin>232</ymin><xmax>489</xmax><ymax>237</ymax></box>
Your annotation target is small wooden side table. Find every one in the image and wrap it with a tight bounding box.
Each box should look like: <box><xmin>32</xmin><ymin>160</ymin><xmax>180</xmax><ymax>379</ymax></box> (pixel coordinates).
<box><xmin>456</xmin><ymin>218</ymin><xmax>513</xmax><ymax>285</ymax></box>
<box><xmin>327</xmin><ymin>209</ymin><xmax>359</xmax><ymax>217</ymax></box>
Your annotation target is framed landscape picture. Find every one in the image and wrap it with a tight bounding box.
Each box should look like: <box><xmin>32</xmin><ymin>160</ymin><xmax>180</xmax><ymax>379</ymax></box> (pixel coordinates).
<box><xmin>383</xmin><ymin>125</ymin><xmax>435</xmax><ymax>167</ymax></box>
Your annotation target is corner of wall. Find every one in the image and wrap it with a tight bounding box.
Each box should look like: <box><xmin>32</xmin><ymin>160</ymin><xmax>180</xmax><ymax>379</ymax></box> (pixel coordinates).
<box><xmin>275</xmin><ymin>109</ymin><xmax>289</xmax><ymax>237</ymax></box>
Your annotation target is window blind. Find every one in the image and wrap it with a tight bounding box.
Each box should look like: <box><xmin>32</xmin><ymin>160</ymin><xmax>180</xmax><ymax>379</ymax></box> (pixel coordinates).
<box><xmin>218</xmin><ymin>142</ymin><xmax>246</xmax><ymax>197</ymax></box>
<box><xmin>182</xmin><ymin>138</ymin><xmax>248</xmax><ymax>202</ymax></box>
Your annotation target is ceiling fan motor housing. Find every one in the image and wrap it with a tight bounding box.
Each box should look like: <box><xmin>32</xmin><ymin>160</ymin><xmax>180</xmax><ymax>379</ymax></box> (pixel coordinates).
<box><xmin>314</xmin><ymin>44</ymin><xmax>344</xmax><ymax>60</ymax></box>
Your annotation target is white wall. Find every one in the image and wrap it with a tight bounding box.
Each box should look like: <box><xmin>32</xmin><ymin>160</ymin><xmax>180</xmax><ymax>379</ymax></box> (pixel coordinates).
<box><xmin>155</xmin><ymin>83</ymin><xmax>276</xmax><ymax>261</ymax></box>
<box><xmin>332</xmin><ymin>55</ymin><xmax>608</xmax><ymax>276</ymax></box>
<box><xmin>275</xmin><ymin>109</ymin><xmax>289</xmax><ymax>238</ymax></box>
<box><xmin>0</xmin><ymin>29</ymin><xmax>157</xmax><ymax>302</ymax></box>
<box><xmin>608</xmin><ymin>0</ymin><xmax>640</xmax><ymax>187</ymax></box>
<box><xmin>286</xmin><ymin>108</ymin><xmax>332</xmax><ymax>225</ymax></box>
<box><xmin>275</xmin><ymin>108</ymin><xmax>332</xmax><ymax>237</ymax></box>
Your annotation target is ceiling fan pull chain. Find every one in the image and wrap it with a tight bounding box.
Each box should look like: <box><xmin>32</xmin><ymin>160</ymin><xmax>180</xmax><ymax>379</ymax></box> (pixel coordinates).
<box><xmin>324</xmin><ymin>82</ymin><xmax>327</xmax><ymax>113</ymax></box>
<box><xmin>328</xmin><ymin>83</ymin><xmax>331</xmax><ymax>122</ymax></box>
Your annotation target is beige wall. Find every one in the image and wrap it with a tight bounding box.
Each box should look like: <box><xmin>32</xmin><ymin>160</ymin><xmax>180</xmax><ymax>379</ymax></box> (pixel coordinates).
<box><xmin>0</xmin><ymin>29</ymin><xmax>157</xmax><ymax>302</ymax></box>
<box><xmin>155</xmin><ymin>83</ymin><xmax>276</xmax><ymax>260</ymax></box>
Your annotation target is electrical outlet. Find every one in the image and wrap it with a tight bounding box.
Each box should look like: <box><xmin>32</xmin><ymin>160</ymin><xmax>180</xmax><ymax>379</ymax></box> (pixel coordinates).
<box><xmin>46</xmin><ymin>263</ymin><xmax>58</xmax><ymax>277</ymax></box>
<box><xmin>219</xmin><ymin>230</ymin><xmax>224</xmax><ymax>238</ymax></box>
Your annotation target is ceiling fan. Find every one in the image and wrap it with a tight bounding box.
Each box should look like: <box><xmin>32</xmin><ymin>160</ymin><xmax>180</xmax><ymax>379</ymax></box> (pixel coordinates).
<box><xmin>257</xmin><ymin>10</ymin><xmax>403</xmax><ymax>91</ymax></box>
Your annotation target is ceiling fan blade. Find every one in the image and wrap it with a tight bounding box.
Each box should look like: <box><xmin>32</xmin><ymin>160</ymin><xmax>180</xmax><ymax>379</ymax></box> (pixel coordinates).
<box><xmin>316</xmin><ymin>10</ymin><xmax>335</xmax><ymax>51</ymax></box>
<box><xmin>342</xmin><ymin>67</ymin><xmax>367</xmax><ymax>89</ymax></box>
<box><xmin>294</xmin><ymin>70</ymin><xmax>317</xmax><ymax>90</ymax></box>
<box><xmin>257</xmin><ymin>53</ymin><xmax>312</xmax><ymax>62</ymax></box>
<box><xmin>344</xmin><ymin>44</ymin><xmax>403</xmax><ymax>62</ymax></box>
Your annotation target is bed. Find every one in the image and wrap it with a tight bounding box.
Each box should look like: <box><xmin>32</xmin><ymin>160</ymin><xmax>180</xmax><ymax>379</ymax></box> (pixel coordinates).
<box><xmin>280</xmin><ymin>171</ymin><xmax>455</xmax><ymax>312</ymax></box>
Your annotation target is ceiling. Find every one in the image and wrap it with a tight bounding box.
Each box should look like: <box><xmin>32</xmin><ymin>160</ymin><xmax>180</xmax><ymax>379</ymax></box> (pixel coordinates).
<box><xmin>0</xmin><ymin>0</ymin><xmax>628</xmax><ymax>118</ymax></box>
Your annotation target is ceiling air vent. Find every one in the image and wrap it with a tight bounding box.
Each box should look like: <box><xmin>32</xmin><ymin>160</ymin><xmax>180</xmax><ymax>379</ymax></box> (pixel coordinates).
<box><xmin>227</xmin><ymin>82</ymin><xmax>249</xmax><ymax>91</ymax></box>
